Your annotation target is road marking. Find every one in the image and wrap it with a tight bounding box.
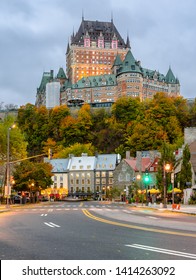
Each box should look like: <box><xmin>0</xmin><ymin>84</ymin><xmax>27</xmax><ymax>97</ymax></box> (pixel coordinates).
<box><xmin>125</xmin><ymin>244</ymin><xmax>196</xmax><ymax>259</ymax></box>
<box><xmin>82</xmin><ymin>209</ymin><xmax>196</xmax><ymax>238</ymax></box>
<box><xmin>123</xmin><ymin>210</ymin><xmax>134</xmax><ymax>214</ymax></box>
<box><xmin>41</xmin><ymin>214</ymin><xmax>47</xmax><ymax>216</ymax></box>
<box><xmin>148</xmin><ymin>216</ymin><xmax>159</xmax><ymax>219</ymax></box>
<box><xmin>44</xmin><ymin>222</ymin><xmax>61</xmax><ymax>228</ymax></box>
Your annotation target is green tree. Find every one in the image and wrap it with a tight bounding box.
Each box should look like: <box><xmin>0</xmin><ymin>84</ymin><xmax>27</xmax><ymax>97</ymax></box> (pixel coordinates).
<box><xmin>0</xmin><ymin>115</ymin><xmax>27</xmax><ymax>164</ymax></box>
<box><xmin>13</xmin><ymin>160</ymin><xmax>53</xmax><ymax>192</ymax></box>
<box><xmin>111</xmin><ymin>96</ymin><xmax>142</xmax><ymax>124</ymax></box>
<box><xmin>55</xmin><ymin>143</ymin><xmax>96</xmax><ymax>158</ymax></box>
<box><xmin>179</xmin><ymin>144</ymin><xmax>192</xmax><ymax>189</ymax></box>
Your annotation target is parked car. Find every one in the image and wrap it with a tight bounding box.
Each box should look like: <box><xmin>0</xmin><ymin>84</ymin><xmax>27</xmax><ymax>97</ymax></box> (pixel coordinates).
<box><xmin>13</xmin><ymin>195</ymin><xmax>22</xmax><ymax>204</ymax></box>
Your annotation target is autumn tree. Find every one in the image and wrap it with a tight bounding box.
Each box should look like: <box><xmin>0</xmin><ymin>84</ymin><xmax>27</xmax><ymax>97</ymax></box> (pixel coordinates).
<box><xmin>13</xmin><ymin>160</ymin><xmax>53</xmax><ymax>192</ymax></box>
<box><xmin>55</xmin><ymin>143</ymin><xmax>96</xmax><ymax>158</ymax></box>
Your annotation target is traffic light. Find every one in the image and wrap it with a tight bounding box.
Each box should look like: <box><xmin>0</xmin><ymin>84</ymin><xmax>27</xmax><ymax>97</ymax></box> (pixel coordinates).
<box><xmin>48</xmin><ymin>148</ymin><xmax>52</xmax><ymax>160</ymax></box>
<box><xmin>143</xmin><ymin>170</ymin><xmax>150</xmax><ymax>184</ymax></box>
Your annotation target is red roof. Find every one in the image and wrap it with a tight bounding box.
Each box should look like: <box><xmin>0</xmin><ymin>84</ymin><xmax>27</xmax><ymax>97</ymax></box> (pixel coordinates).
<box><xmin>125</xmin><ymin>157</ymin><xmax>159</xmax><ymax>172</ymax></box>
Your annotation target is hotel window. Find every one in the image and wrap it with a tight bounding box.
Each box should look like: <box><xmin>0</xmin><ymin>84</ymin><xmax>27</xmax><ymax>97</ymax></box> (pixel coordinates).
<box><xmin>87</xmin><ymin>179</ymin><xmax>91</xmax><ymax>184</ymax></box>
<box><xmin>60</xmin><ymin>183</ymin><xmax>63</xmax><ymax>188</ymax></box>
<box><xmin>76</xmin><ymin>179</ymin><xmax>79</xmax><ymax>184</ymax></box>
<box><xmin>70</xmin><ymin>179</ymin><xmax>74</xmax><ymax>184</ymax></box>
<box><xmin>102</xmin><ymin>172</ymin><xmax>106</xmax><ymax>177</ymax></box>
<box><xmin>82</xmin><ymin>179</ymin><xmax>85</xmax><ymax>185</ymax></box>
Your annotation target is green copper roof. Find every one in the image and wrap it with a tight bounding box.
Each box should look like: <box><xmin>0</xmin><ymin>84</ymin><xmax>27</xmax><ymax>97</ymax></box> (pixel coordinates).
<box><xmin>38</xmin><ymin>70</ymin><xmax>53</xmax><ymax>92</ymax></box>
<box><xmin>117</xmin><ymin>50</ymin><xmax>142</xmax><ymax>75</ymax></box>
<box><xmin>113</xmin><ymin>54</ymin><xmax>122</xmax><ymax>67</ymax></box>
<box><xmin>56</xmin><ymin>67</ymin><xmax>67</xmax><ymax>79</ymax></box>
<box><xmin>72</xmin><ymin>74</ymin><xmax>117</xmax><ymax>89</ymax></box>
<box><xmin>165</xmin><ymin>67</ymin><xmax>176</xmax><ymax>84</ymax></box>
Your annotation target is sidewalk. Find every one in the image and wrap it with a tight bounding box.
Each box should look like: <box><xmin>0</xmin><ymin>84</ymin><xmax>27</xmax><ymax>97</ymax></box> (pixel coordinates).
<box><xmin>130</xmin><ymin>202</ymin><xmax>196</xmax><ymax>215</ymax></box>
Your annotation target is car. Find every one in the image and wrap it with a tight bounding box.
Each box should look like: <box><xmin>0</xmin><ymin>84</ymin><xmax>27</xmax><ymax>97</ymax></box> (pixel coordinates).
<box><xmin>13</xmin><ymin>195</ymin><xmax>22</xmax><ymax>204</ymax></box>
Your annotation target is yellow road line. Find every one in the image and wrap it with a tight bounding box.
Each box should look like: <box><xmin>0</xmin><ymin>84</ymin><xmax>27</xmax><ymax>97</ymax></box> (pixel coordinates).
<box><xmin>82</xmin><ymin>209</ymin><xmax>196</xmax><ymax>238</ymax></box>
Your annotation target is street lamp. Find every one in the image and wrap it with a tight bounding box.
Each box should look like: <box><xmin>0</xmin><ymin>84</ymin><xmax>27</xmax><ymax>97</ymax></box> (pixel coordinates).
<box><xmin>163</xmin><ymin>162</ymin><xmax>171</xmax><ymax>208</ymax></box>
<box><xmin>5</xmin><ymin>123</ymin><xmax>16</xmax><ymax>206</ymax></box>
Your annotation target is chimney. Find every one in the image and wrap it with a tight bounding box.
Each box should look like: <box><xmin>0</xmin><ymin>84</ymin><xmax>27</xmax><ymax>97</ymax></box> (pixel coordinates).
<box><xmin>126</xmin><ymin>151</ymin><xmax>130</xmax><ymax>159</ymax></box>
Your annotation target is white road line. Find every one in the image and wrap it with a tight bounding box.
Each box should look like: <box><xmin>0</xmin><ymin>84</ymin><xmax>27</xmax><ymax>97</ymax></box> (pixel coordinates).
<box><xmin>148</xmin><ymin>216</ymin><xmax>159</xmax><ymax>219</ymax></box>
<box><xmin>41</xmin><ymin>214</ymin><xmax>47</xmax><ymax>216</ymax></box>
<box><xmin>44</xmin><ymin>222</ymin><xmax>61</xmax><ymax>228</ymax></box>
<box><xmin>123</xmin><ymin>210</ymin><xmax>134</xmax><ymax>214</ymax></box>
<box><xmin>125</xmin><ymin>244</ymin><xmax>196</xmax><ymax>259</ymax></box>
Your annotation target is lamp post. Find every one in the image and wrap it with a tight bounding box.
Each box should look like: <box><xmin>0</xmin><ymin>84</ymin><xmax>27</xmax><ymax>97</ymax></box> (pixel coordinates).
<box><xmin>163</xmin><ymin>162</ymin><xmax>171</xmax><ymax>208</ymax></box>
<box><xmin>6</xmin><ymin>123</ymin><xmax>16</xmax><ymax>206</ymax></box>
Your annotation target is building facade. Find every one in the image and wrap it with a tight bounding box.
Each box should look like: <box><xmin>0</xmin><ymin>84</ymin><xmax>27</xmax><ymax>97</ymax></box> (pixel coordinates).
<box><xmin>35</xmin><ymin>17</ymin><xmax>180</xmax><ymax>108</ymax></box>
<box><xmin>46</xmin><ymin>153</ymin><xmax>121</xmax><ymax>198</ymax></box>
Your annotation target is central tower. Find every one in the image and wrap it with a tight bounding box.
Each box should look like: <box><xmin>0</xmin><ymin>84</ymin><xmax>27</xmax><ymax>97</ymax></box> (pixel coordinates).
<box><xmin>66</xmin><ymin>17</ymin><xmax>130</xmax><ymax>84</ymax></box>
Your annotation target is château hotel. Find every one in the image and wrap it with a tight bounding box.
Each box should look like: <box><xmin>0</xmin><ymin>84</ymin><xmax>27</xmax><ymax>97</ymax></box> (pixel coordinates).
<box><xmin>35</xmin><ymin>17</ymin><xmax>180</xmax><ymax>108</ymax></box>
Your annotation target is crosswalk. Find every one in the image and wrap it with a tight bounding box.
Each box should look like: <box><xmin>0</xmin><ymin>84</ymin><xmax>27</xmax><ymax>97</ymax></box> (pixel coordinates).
<box><xmin>14</xmin><ymin>204</ymin><xmax>134</xmax><ymax>213</ymax></box>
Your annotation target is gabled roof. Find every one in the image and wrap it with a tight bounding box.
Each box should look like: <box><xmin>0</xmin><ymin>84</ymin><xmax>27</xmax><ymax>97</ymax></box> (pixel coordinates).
<box><xmin>56</xmin><ymin>67</ymin><xmax>67</xmax><ymax>79</ymax></box>
<box><xmin>125</xmin><ymin>157</ymin><xmax>159</xmax><ymax>172</ymax></box>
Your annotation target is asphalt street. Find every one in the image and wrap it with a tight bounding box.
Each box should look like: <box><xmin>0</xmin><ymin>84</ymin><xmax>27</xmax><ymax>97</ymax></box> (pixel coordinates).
<box><xmin>0</xmin><ymin>201</ymin><xmax>196</xmax><ymax>260</ymax></box>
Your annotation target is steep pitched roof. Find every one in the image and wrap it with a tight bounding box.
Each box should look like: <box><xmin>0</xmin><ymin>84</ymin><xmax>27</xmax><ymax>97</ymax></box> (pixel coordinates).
<box><xmin>56</xmin><ymin>67</ymin><xmax>67</xmax><ymax>79</ymax></box>
<box><xmin>165</xmin><ymin>67</ymin><xmax>176</xmax><ymax>83</ymax></box>
<box><xmin>112</xmin><ymin>54</ymin><xmax>123</xmax><ymax>67</ymax></box>
<box><xmin>117</xmin><ymin>50</ymin><xmax>142</xmax><ymax>75</ymax></box>
<box><xmin>125</xmin><ymin>157</ymin><xmax>158</xmax><ymax>172</ymax></box>
<box><xmin>71</xmin><ymin>18</ymin><xmax>126</xmax><ymax>48</ymax></box>
<box><xmin>38</xmin><ymin>70</ymin><xmax>54</xmax><ymax>92</ymax></box>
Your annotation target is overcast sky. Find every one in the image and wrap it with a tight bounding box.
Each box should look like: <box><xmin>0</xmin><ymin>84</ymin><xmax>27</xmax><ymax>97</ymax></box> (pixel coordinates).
<box><xmin>0</xmin><ymin>0</ymin><xmax>195</xmax><ymax>108</ymax></box>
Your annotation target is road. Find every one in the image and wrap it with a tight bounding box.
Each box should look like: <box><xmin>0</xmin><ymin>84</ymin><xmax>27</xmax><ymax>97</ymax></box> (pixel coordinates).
<box><xmin>0</xmin><ymin>201</ymin><xmax>196</xmax><ymax>260</ymax></box>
